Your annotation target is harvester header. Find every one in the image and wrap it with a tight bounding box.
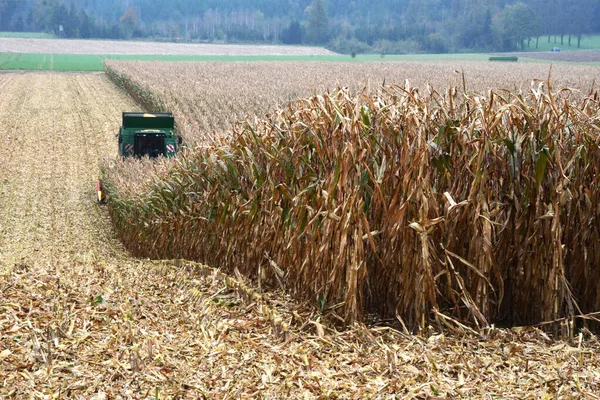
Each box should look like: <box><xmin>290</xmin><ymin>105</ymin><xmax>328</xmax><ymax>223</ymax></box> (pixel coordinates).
<box><xmin>122</xmin><ymin>112</ymin><xmax>175</xmax><ymax>130</ymax></box>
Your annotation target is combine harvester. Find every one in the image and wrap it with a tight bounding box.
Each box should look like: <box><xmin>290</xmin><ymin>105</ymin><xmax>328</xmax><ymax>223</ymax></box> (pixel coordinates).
<box><xmin>97</xmin><ymin>112</ymin><xmax>182</xmax><ymax>202</ymax></box>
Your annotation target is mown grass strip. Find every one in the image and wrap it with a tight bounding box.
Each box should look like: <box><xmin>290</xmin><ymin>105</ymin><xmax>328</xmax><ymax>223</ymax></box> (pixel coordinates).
<box><xmin>0</xmin><ymin>31</ymin><xmax>56</xmax><ymax>38</ymax></box>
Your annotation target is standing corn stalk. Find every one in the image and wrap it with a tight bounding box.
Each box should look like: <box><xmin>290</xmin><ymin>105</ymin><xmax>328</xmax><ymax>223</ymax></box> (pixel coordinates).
<box><xmin>102</xmin><ymin>76</ymin><xmax>600</xmax><ymax>331</ymax></box>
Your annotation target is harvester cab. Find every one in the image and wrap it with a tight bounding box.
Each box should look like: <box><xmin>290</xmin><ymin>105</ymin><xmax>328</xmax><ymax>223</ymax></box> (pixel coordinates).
<box><xmin>97</xmin><ymin>112</ymin><xmax>182</xmax><ymax>203</ymax></box>
<box><xmin>118</xmin><ymin>112</ymin><xmax>182</xmax><ymax>158</ymax></box>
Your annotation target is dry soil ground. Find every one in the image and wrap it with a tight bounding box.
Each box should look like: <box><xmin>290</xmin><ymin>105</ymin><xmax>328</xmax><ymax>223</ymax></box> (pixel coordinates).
<box><xmin>507</xmin><ymin>50</ymin><xmax>600</xmax><ymax>63</ymax></box>
<box><xmin>0</xmin><ymin>72</ymin><xmax>599</xmax><ymax>399</ymax></box>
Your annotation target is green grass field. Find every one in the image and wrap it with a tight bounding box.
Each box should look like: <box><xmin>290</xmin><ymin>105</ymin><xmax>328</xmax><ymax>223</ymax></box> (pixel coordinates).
<box><xmin>0</xmin><ymin>53</ymin><xmax>104</xmax><ymax>71</ymax></box>
<box><xmin>0</xmin><ymin>32</ymin><xmax>56</xmax><ymax>39</ymax></box>
<box><xmin>521</xmin><ymin>34</ymin><xmax>600</xmax><ymax>52</ymax></box>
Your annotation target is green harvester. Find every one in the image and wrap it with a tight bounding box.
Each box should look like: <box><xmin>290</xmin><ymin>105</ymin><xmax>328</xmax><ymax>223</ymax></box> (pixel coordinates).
<box><xmin>118</xmin><ymin>112</ymin><xmax>182</xmax><ymax>158</ymax></box>
<box><xmin>97</xmin><ymin>112</ymin><xmax>182</xmax><ymax>202</ymax></box>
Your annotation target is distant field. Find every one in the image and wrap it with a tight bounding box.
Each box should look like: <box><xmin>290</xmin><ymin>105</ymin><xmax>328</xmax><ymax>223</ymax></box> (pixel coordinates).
<box><xmin>502</xmin><ymin>50</ymin><xmax>600</xmax><ymax>63</ymax></box>
<box><xmin>104</xmin><ymin>60</ymin><xmax>600</xmax><ymax>140</ymax></box>
<box><xmin>497</xmin><ymin>33</ymin><xmax>600</xmax><ymax>64</ymax></box>
<box><xmin>1</xmin><ymin>34</ymin><xmax>599</xmax><ymax>71</ymax></box>
<box><xmin>0</xmin><ymin>37</ymin><xmax>335</xmax><ymax>55</ymax></box>
<box><xmin>519</xmin><ymin>34</ymin><xmax>600</xmax><ymax>52</ymax></box>
<box><xmin>0</xmin><ymin>37</ymin><xmax>337</xmax><ymax>71</ymax></box>
<box><xmin>3</xmin><ymin>51</ymin><xmax>600</xmax><ymax>71</ymax></box>
<box><xmin>0</xmin><ymin>52</ymin><xmax>499</xmax><ymax>71</ymax></box>
<box><xmin>1</xmin><ymin>34</ymin><xmax>597</xmax><ymax>54</ymax></box>
<box><xmin>0</xmin><ymin>32</ymin><xmax>56</xmax><ymax>39</ymax></box>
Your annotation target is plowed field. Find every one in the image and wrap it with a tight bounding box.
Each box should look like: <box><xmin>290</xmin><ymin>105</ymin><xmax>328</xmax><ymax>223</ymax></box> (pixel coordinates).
<box><xmin>506</xmin><ymin>50</ymin><xmax>600</xmax><ymax>63</ymax></box>
<box><xmin>1</xmin><ymin>73</ymin><xmax>599</xmax><ymax>399</ymax></box>
<box><xmin>0</xmin><ymin>38</ymin><xmax>335</xmax><ymax>56</ymax></box>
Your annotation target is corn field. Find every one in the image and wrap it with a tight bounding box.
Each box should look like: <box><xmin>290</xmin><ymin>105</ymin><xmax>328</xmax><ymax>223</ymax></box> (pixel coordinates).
<box><xmin>103</xmin><ymin>60</ymin><xmax>600</xmax><ymax>331</ymax></box>
<box><xmin>3</xmin><ymin>68</ymin><xmax>600</xmax><ymax>399</ymax></box>
<box><xmin>104</xmin><ymin>60</ymin><xmax>600</xmax><ymax>143</ymax></box>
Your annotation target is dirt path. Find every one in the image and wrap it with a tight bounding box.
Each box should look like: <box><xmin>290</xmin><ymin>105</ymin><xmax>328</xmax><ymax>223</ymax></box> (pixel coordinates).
<box><xmin>1</xmin><ymin>73</ymin><xmax>599</xmax><ymax>399</ymax></box>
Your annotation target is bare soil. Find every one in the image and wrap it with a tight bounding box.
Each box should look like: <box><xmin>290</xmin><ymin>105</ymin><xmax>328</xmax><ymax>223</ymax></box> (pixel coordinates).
<box><xmin>505</xmin><ymin>50</ymin><xmax>600</xmax><ymax>63</ymax></box>
<box><xmin>0</xmin><ymin>38</ymin><xmax>335</xmax><ymax>56</ymax></box>
<box><xmin>0</xmin><ymin>73</ymin><xmax>599</xmax><ymax>398</ymax></box>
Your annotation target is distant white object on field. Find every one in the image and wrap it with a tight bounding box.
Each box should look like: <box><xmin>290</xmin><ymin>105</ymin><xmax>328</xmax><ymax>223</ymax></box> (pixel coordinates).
<box><xmin>551</xmin><ymin>47</ymin><xmax>561</xmax><ymax>52</ymax></box>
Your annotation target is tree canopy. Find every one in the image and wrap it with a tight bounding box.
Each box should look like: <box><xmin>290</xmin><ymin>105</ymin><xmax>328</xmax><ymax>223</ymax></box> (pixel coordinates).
<box><xmin>3</xmin><ymin>0</ymin><xmax>599</xmax><ymax>53</ymax></box>
<box><xmin>304</xmin><ymin>0</ymin><xmax>329</xmax><ymax>44</ymax></box>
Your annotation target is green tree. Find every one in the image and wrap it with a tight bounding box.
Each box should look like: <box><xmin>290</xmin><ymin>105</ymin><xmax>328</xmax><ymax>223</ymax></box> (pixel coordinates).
<box><xmin>566</xmin><ymin>0</ymin><xmax>595</xmax><ymax>48</ymax></box>
<box><xmin>50</xmin><ymin>2</ymin><xmax>69</xmax><ymax>36</ymax></box>
<box><xmin>32</xmin><ymin>0</ymin><xmax>56</xmax><ymax>31</ymax></box>
<box><xmin>456</xmin><ymin>6</ymin><xmax>494</xmax><ymax>50</ymax></box>
<box><xmin>66</xmin><ymin>2</ymin><xmax>80</xmax><ymax>37</ymax></box>
<box><xmin>594</xmin><ymin>2</ymin><xmax>600</xmax><ymax>32</ymax></box>
<box><xmin>304</xmin><ymin>0</ymin><xmax>329</xmax><ymax>44</ymax></box>
<box><xmin>0</xmin><ymin>0</ymin><xmax>26</xmax><ymax>31</ymax></box>
<box><xmin>119</xmin><ymin>6</ymin><xmax>138</xmax><ymax>38</ymax></box>
<box><xmin>282</xmin><ymin>20</ymin><xmax>303</xmax><ymax>44</ymax></box>
<box><xmin>495</xmin><ymin>2</ymin><xmax>539</xmax><ymax>51</ymax></box>
<box><xmin>78</xmin><ymin>10</ymin><xmax>92</xmax><ymax>38</ymax></box>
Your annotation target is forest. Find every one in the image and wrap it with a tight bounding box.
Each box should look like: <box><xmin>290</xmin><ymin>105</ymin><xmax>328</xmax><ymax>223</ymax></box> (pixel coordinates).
<box><xmin>1</xmin><ymin>0</ymin><xmax>599</xmax><ymax>53</ymax></box>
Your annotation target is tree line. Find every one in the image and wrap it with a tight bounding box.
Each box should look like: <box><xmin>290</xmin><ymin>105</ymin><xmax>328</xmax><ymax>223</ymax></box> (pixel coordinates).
<box><xmin>1</xmin><ymin>0</ymin><xmax>598</xmax><ymax>53</ymax></box>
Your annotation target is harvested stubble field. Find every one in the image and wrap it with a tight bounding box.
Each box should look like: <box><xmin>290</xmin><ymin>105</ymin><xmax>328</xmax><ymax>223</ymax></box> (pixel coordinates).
<box><xmin>0</xmin><ymin>71</ymin><xmax>598</xmax><ymax>398</ymax></box>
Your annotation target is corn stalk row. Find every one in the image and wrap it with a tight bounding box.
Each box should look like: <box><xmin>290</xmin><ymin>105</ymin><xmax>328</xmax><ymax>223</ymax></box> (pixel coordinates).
<box><xmin>104</xmin><ymin>64</ymin><xmax>600</xmax><ymax>330</ymax></box>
